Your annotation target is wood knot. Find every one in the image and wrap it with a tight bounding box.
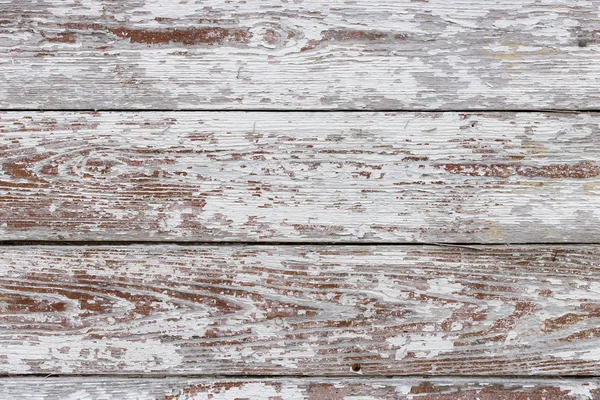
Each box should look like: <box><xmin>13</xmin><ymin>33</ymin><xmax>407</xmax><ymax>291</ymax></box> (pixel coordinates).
<box><xmin>249</xmin><ymin>23</ymin><xmax>297</xmax><ymax>50</ymax></box>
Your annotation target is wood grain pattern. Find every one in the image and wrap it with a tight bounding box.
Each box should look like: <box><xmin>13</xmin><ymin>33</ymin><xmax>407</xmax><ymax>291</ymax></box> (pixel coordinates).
<box><xmin>2</xmin><ymin>245</ymin><xmax>600</xmax><ymax>375</ymax></box>
<box><xmin>1</xmin><ymin>377</ymin><xmax>599</xmax><ymax>399</ymax></box>
<box><xmin>1</xmin><ymin>0</ymin><xmax>599</xmax><ymax>110</ymax></box>
<box><xmin>1</xmin><ymin>111</ymin><xmax>600</xmax><ymax>242</ymax></box>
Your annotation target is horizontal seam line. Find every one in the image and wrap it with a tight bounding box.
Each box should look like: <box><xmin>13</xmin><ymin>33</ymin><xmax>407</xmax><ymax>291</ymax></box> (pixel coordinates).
<box><xmin>0</xmin><ymin>109</ymin><xmax>598</xmax><ymax>113</ymax></box>
<box><xmin>0</xmin><ymin>373</ymin><xmax>599</xmax><ymax>379</ymax></box>
<box><xmin>0</xmin><ymin>241</ymin><xmax>597</xmax><ymax>246</ymax></box>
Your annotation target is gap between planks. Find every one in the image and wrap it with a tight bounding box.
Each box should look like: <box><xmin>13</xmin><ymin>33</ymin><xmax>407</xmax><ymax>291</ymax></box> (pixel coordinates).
<box><xmin>2</xmin><ymin>373</ymin><xmax>600</xmax><ymax>380</ymax></box>
<box><xmin>1</xmin><ymin>241</ymin><xmax>600</xmax><ymax>247</ymax></box>
<box><xmin>0</xmin><ymin>109</ymin><xmax>596</xmax><ymax>113</ymax></box>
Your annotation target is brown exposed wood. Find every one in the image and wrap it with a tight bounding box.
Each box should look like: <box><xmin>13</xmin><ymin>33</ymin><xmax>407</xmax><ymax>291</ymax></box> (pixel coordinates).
<box><xmin>1</xmin><ymin>112</ymin><xmax>600</xmax><ymax>242</ymax></box>
<box><xmin>106</xmin><ymin>27</ymin><xmax>250</xmax><ymax>45</ymax></box>
<box><xmin>1</xmin><ymin>245</ymin><xmax>600</xmax><ymax>375</ymax></box>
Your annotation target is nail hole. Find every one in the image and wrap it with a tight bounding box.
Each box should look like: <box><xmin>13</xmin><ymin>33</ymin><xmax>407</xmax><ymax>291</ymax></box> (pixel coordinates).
<box><xmin>351</xmin><ymin>363</ymin><xmax>361</xmax><ymax>372</ymax></box>
<box><xmin>579</xmin><ymin>39</ymin><xmax>588</xmax><ymax>47</ymax></box>
<box><xmin>470</xmin><ymin>121</ymin><xmax>477</xmax><ymax>127</ymax></box>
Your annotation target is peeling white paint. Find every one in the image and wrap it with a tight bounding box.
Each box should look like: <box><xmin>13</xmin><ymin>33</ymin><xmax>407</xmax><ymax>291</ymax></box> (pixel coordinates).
<box><xmin>427</xmin><ymin>278</ymin><xmax>463</xmax><ymax>295</ymax></box>
<box><xmin>2</xmin><ymin>112</ymin><xmax>600</xmax><ymax>242</ymax></box>
<box><xmin>2</xmin><ymin>1</ymin><xmax>600</xmax><ymax>110</ymax></box>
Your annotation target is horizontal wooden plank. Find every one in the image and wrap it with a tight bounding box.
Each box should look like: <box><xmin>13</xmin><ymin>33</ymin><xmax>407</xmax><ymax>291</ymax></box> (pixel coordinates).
<box><xmin>2</xmin><ymin>245</ymin><xmax>600</xmax><ymax>375</ymax></box>
<box><xmin>1</xmin><ymin>111</ymin><xmax>599</xmax><ymax>242</ymax></box>
<box><xmin>1</xmin><ymin>1</ymin><xmax>599</xmax><ymax>110</ymax></box>
<box><xmin>1</xmin><ymin>377</ymin><xmax>599</xmax><ymax>400</ymax></box>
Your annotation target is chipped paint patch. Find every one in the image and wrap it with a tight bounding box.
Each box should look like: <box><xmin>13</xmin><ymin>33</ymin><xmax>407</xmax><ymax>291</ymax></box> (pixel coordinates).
<box><xmin>108</xmin><ymin>27</ymin><xmax>250</xmax><ymax>45</ymax></box>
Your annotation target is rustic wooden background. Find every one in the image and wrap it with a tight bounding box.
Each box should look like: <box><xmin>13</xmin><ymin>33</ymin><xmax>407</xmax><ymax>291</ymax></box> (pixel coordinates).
<box><xmin>1</xmin><ymin>0</ymin><xmax>600</xmax><ymax>398</ymax></box>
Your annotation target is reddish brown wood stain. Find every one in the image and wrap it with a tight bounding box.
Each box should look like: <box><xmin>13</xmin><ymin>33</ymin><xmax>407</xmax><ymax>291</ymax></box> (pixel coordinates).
<box><xmin>408</xmin><ymin>382</ymin><xmax>577</xmax><ymax>400</ymax></box>
<box><xmin>160</xmin><ymin>382</ymin><xmax>250</xmax><ymax>400</ymax></box>
<box><xmin>108</xmin><ymin>27</ymin><xmax>250</xmax><ymax>45</ymax></box>
<box><xmin>439</xmin><ymin>161</ymin><xmax>600</xmax><ymax>179</ymax></box>
<box><xmin>41</xmin><ymin>32</ymin><xmax>77</xmax><ymax>43</ymax></box>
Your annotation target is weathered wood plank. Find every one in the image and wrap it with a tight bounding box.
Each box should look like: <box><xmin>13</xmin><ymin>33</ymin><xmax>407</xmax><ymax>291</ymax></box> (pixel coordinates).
<box><xmin>2</xmin><ymin>245</ymin><xmax>600</xmax><ymax>375</ymax></box>
<box><xmin>1</xmin><ymin>377</ymin><xmax>599</xmax><ymax>399</ymax></box>
<box><xmin>1</xmin><ymin>111</ymin><xmax>599</xmax><ymax>242</ymax></box>
<box><xmin>1</xmin><ymin>1</ymin><xmax>599</xmax><ymax>110</ymax></box>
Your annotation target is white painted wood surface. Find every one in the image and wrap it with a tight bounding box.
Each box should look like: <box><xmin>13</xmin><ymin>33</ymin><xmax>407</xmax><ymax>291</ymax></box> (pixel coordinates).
<box><xmin>1</xmin><ymin>111</ymin><xmax>599</xmax><ymax>242</ymax></box>
<box><xmin>1</xmin><ymin>0</ymin><xmax>599</xmax><ymax>110</ymax></box>
<box><xmin>1</xmin><ymin>377</ymin><xmax>599</xmax><ymax>399</ymax></box>
<box><xmin>2</xmin><ymin>0</ymin><xmax>600</xmax><ymax>389</ymax></box>
<box><xmin>2</xmin><ymin>245</ymin><xmax>600</xmax><ymax>375</ymax></box>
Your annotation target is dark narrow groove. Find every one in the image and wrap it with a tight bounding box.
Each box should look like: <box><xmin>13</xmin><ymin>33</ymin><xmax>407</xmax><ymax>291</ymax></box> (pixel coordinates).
<box><xmin>0</xmin><ymin>240</ymin><xmax>597</xmax><ymax>247</ymax></box>
<box><xmin>0</xmin><ymin>373</ymin><xmax>599</xmax><ymax>380</ymax></box>
<box><xmin>0</xmin><ymin>108</ymin><xmax>597</xmax><ymax>113</ymax></box>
